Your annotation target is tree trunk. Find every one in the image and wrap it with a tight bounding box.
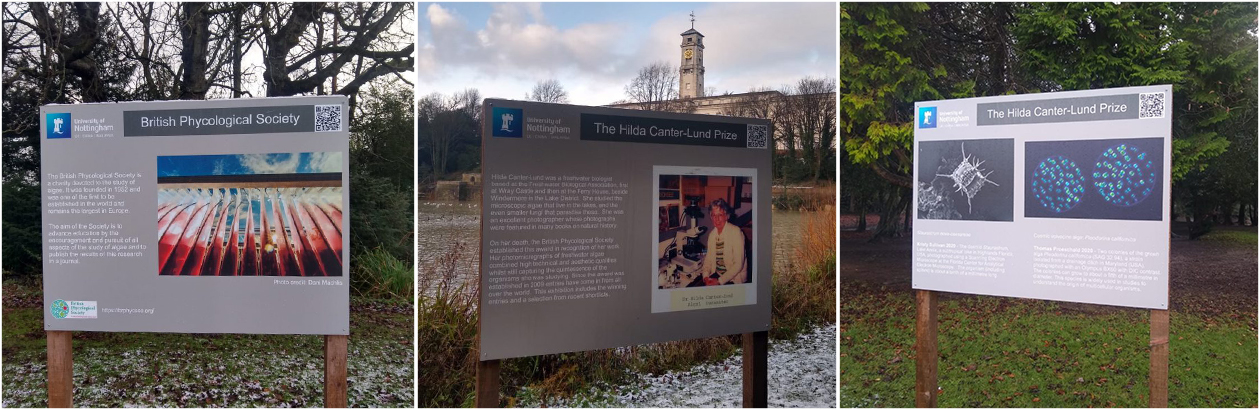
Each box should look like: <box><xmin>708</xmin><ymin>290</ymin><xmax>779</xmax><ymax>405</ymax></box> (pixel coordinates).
<box><xmin>178</xmin><ymin>3</ymin><xmax>211</xmax><ymax>100</ymax></box>
<box><xmin>856</xmin><ymin>202</ymin><xmax>868</xmax><ymax>232</ymax></box>
<box><xmin>903</xmin><ymin>195</ymin><xmax>912</xmax><ymax>233</ymax></box>
<box><xmin>869</xmin><ymin>187</ymin><xmax>909</xmax><ymax>242</ymax></box>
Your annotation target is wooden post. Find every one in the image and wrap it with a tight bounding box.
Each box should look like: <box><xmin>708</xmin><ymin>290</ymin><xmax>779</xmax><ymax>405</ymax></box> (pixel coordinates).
<box><xmin>475</xmin><ymin>359</ymin><xmax>500</xmax><ymax>407</ymax></box>
<box><xmin>1149</xmin><ymin>309</ymin><xmax>1170</xmax><ymax>407</ymax></box>
<box><xmin>323</xmin><ymin>335</ymin><xmax>348</xmax><ymax>408</ymax></box>
<box><xmin>742</xmin><ymin>331</ymin><xmax>769</xmax><ymax>407</ymax></box>
<box><xmin>47</xmin><ymin>331</ymin><xmax>73</xmax><ymax>408</ymax></box>
<box><xmin>915</xmin><ymin>290</ymin><xmax>939</xmax><ymax>408</ymax></box>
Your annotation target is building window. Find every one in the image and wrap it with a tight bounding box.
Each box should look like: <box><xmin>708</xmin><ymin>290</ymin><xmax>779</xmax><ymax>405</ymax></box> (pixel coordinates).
<box><xmin>686</xmin><ymin>83</ymin><xmax>691</xmax><ymax>90</ymax></box>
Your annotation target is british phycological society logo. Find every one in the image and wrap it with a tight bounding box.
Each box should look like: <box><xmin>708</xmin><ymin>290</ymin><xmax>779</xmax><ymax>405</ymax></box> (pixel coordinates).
<box><xmin>46</xmin><ymin>113</ymin><xmax>72</xmax><ymax>139</ymax></box>
<box><xmin>918</xmin><ymin>106</ymin><xmax>937</xmax><ymax>129</ymax></box>
<box><xmin>51</xmin><ymin>299</ymin><xmax>69</xmax><ymax>319</ymax></box>
<box><xmin>491</xmin><ymin>106</ymin><xmax>523</xmax><ymax>138</ymax></box>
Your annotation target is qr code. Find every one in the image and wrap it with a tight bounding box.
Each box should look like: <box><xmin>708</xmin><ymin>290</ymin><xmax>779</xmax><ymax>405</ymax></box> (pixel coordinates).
<box><xmin>314</xmin><ymin>105</ymin><xmax>342</xmax><ymax>132</ymax></box>
<box><xmin>746</xmin><ymin>124</ymin><xmax>769</xmax><ymax>149</ymax></box>
<box><xmin>1139</xmin><ymin>92</ymin><xmax>1165</xmax><ymax>119</ymax></box>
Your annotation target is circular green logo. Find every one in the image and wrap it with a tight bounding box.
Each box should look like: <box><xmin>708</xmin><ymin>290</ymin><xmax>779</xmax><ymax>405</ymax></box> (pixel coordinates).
<box><xmin>51</xmin><ymin>299</ymin><xmax>69</xmax><ymax>319</ymax></box>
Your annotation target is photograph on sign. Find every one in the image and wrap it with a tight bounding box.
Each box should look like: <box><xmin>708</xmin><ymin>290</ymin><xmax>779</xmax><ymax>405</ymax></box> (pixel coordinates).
<box><xmin>652</xmin><ymin>166</ymin><xmax>757</xmax><ymax>313</ymax></box>
<box><xmin>155</xmin><ymin>153</ymin><xmax>345</xmax><ymax>277</ymax></box>
<box><xmin>916</xmin><ymin>139</ymin><xmax>1014</xmax><ymax>221</ymax></box>
<box><xmin>1024</xmin><ymin>138</ymin><xmax>1163</xmax><ymax>220</ymax></box>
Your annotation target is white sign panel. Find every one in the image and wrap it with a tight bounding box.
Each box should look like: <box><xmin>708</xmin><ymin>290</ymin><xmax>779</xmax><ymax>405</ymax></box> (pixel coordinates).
<box><xmin>912</xmin><ymin>85</ymin><xmax>1172</xmax><ymax>309</ymax></box>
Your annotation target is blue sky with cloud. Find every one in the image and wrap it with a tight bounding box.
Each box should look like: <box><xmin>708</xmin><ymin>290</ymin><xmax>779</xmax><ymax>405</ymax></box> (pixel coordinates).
<box><xmin>418</xmin><ymin>2</ymin><xmax>836</xmax><ymax>105</ymax></box>
<box><xmin>157</xmin><ymin>153</ymin><xmax>343</xmax><ymax>177</ymax></box>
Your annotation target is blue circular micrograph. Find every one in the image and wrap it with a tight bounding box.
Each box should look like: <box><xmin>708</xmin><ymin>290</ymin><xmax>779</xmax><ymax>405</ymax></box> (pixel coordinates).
<box><xmin>1030</xmin><ymin>155</ymin><xmax>1086</xmax><ymax>213</ymax></box>
<box><xmin>1093</xmin><ymin>144</ymin><xmax>1156</xmax><ymax>206</ymax></box>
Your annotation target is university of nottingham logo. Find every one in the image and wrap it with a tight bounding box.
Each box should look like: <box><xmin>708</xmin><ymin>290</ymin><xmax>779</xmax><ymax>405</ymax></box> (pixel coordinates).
<box><xmin>918</xmin><ymin>107</ymin><xmax>937</xmax><ymax>129</ymax></box>
<box><xmin>47</xmin><ymin>112</ymin><xmax>72</xmax><ymax>139</ymax></box>
<box><xmin>491</xmin><ymin>106</ymin><xmax>523</xmax><ymax>138</ymax></box>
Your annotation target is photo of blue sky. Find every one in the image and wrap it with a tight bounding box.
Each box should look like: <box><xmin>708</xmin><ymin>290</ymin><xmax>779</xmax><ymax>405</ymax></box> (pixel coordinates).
<box><xmin>157</xmin><ymin>152</ymin><xmax>342</xmax><ymax>177</ymax></box>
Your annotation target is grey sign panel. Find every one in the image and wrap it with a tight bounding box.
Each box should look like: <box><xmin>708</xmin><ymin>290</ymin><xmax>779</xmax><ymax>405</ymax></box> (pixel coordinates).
<box><xmin>912</xmin><ymin>85</ymin><xmax>1172</xmax><ymax>309</ymax></box>
<box><xmin>479</xmin><ymin>99</ymin><xmax>772</xmax><ymax>360</ymax></box>
<box><xmin>41</xmin><ymin>96</ymin><xmax>350</xmax><ymax>334</ymax></box>
<box><xmin>122</xmin><ymin>105</ymin><xmax>319</xmax><ymax>136</ymax></box>
<box><xmin>976</xmin><ymin>94</ymin><xmax>1140</xmax><ymax>125</ymax></box>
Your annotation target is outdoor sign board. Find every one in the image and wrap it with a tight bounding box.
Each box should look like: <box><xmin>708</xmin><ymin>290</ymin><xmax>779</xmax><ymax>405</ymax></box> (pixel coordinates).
<box><xmin>41</xmin><ymin>96</ymin><xmax>350</xmax><ymax>334</ymax></box>
<box><xmin>480</xmin><ymin>99</ymin><xmax>772</xmax><ymax>360</ymax></box>
<box><xmin>912</xmin><ymin>85</ymin><xmax>1172</xmax><ymax>309</ymax></box>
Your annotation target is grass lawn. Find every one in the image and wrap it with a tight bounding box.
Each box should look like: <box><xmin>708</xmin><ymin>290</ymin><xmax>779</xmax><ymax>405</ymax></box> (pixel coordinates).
<box><xmin>839</xmin><ymin>285</ymin><xmax>1256</xmax><ymax>407</ymax></box>
<box><xmin>840</xmin><ymin>227</ymin><xmax>1258</xmax><ymax>408</ymax></box>
<box><xmin>1</xmin><ymin>278</ymin><xmax>414</xmax><ymax>408</ymax></box>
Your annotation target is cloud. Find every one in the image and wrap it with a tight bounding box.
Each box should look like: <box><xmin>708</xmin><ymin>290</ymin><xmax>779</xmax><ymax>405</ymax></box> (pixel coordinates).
<box><xmin>304</xmin><ymin>152</ymin><xmax>343</xmax><ymax>173</ymax></box>
<box><xmin>239</xmin><ymin>154</ymin><xmax>301</xmax><ymax>175</ymax></box>
<box><xmin>419</xmin><ymin>2</ymin><xmax>836</xmax><ymax>105</ymax></box>
<box><xmin>422</xmin><ymin>3</ymin><xmax>628</xmax><ymax>81</ymax></box>
<box><xmin>213</xmin><ymin>158</ymin><xmax>228</xmax><ymax>176</ymax></box>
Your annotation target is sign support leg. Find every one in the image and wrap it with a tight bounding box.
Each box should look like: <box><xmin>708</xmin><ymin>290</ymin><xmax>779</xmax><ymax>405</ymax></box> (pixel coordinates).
<box><xmin>1149</xmin><ymin>309</ymin><xmax>1169</xmax><ymax>407</ymax></box>
<box><xmin>47</xmin><ymin>331</ymin><xmax>73</xmax><ymax>408</ymax></box>
<box><xmin>324</xmin><ymin>335</ymin><xmax>348</xmax><ymax>408</ymax></box>
<box><xmin>742</xmin><ymin>331</ymin><xmax>768</xmax><ymax>407</ymax></box>
<box><xmin>476</xmin><ymin>359</ymin><xmax>500</xmax><ymax>407</ymax></box>
<box><xmin>915</xmin><ymin>290</ymin><xmax>939</xmax><ymax>408</ymax></box>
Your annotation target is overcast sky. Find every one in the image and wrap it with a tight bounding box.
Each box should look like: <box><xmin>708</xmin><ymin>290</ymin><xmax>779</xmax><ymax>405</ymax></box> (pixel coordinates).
<box><xmin>417</xmin><ymin>2</ymin><xmax>837</xmax><ymax>105</ymax></box>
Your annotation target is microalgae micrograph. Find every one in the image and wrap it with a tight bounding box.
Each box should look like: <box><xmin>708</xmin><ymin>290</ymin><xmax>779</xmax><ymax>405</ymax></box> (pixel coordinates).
<box><xmin>936</xmin><ymin>143</ymin><xmax>1000</xmax><ymax>214</ymax></box>
<box><xmin>1092</xmin><ymin>144</ymin><xmax>1157</xmax><ymax>207</ymax></box>
<box><xmin>1023</xmin><ymin>138</ymin><xmax>1163</xmax><ymax>221</ymax></box>
<box><xmin>917</xmin><ymin>138</ymin><xmax>1014</xmax><ymax>221</ymax></box>
<box><xmin>1030</xmin><ymin>155</ymin><xmax>1086</xmax><ymax>213</ymax></box>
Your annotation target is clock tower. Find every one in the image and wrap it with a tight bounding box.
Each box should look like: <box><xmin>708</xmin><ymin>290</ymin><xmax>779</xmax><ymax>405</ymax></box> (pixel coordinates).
<box><xmin>679</xmin><ymin>12</ymin><xmax>705</xmax><ymax>99</ymax></box>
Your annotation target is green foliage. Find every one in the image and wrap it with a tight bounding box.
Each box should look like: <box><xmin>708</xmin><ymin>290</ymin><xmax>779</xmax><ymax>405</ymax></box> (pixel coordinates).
<box><xmin>1013</xmin><ymin>2</ymin><xmax>1257</xmax><ymax>184</ymax></box>
<box><xmin>1</xmin><ymin>179</ymin><xmax>42</xmax><ymax>277</ymax></box>
<box><xmin>841</xmin><ymin>2</ymin><xmax>1258</xmax><ymax>231</ymax></box>
<box><xmin>350</xmin><ymin>247</ymin><xmax>413</xmax><ymax>300</ymax></box>
<box><xmin>840</xmin><ymin>2</ymin><xmax>937</xmax><ymax>175</ymax></box>
<box><xmin>352</xmin><ymin>82</ymin><xmax>416</xmax><ymax>190</ymax></box>
<box><xmin>348</xmin><ymin>169</ymin><xmax>413</xmax><ymax>263</ymax></box>
<box><xmin>1014</xmin><ymin>3</ymin><xmax>1190</xmax><ymax>89</ymax></box>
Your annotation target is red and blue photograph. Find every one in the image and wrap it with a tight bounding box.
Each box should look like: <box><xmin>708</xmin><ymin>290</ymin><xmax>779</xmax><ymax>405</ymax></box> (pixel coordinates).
<box><xmin>156</xmin><ymin>152</ymin><xmax>344</xmax><ymax>276</ymax></box>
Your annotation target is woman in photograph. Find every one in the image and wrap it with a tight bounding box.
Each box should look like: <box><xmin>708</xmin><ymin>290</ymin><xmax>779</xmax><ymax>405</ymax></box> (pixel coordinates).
<box><xmin>702</xmin><ymin>198</ymin><xmax>747</xmax><ymax>285</ymax></box>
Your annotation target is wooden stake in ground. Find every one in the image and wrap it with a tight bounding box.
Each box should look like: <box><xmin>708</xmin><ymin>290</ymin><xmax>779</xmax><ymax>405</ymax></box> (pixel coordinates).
<box><xmin>1149</xmin><ymin>309</ymin><xmax>1169</xmax><ymax>407</ymax></box>
<box><xmin>476</xmin><ymin>359</ymin><xmax>500</xmax><ymax>407</ymax></box>
<box><xmin>915</xmin><ymin>290</ymin><xmax>939</xmax><ymax>408</ymax></box>
<box><xmin>324</xmin><ymin>335</ymin><xmax>348</xmax><ymax>408</ymax></box>
<box><xmin>742</xmin><ymin>331</ymin><xmax>769</xmax><ymax>407</ymax></box>
<box><xmin>47</xmin><ymin>331</ymin><xmax>73</xmax><ymax>408</ymax></box>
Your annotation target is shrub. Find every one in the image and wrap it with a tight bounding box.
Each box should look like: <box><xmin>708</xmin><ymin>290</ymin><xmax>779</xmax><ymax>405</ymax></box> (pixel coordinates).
<box><xmin>351</xmin><ymin>247</ymin><xmax>412</xmax><ymax>300</ymax></box>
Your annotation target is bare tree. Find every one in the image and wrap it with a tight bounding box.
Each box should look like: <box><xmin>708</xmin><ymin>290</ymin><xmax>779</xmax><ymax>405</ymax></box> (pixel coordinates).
<box><xmin>623</xmin><ymin>61</ymin><xmax>692</xmax><ymax>113</ymax></box>
<box><xmin>720</xmin><ymin>87</ymin><xmax>781</xmax><ymax>119</ymax></box>
<box><xmin>23</xmin><ymin>3</ymin><xmax>108</xmax><ymax>102</ymax></box>
<box><xmin>419</xmin><ymin>89</ymin><xmax>480</xmax><ymax>179</ymax></box>
<box><xmin>781</xmin><ymin>77</ymin><xmax>837</xmax><ymax>183</ymax></box>
<box><xmin>258</xmin><ymin>3</ymin><xmax>414</xmax><ymax>97</ymax></box>
<box><xmin>525</xmin><ymin>79</ymin><xmax>569</xmax><ymax>103</ymax></box>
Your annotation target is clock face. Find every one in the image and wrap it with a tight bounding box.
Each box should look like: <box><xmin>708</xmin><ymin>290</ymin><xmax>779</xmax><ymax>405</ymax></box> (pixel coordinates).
<box><xmin>684</xmin><ymin>49</ymin><xmax>694</xmax><ymax>59</ymax></box>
